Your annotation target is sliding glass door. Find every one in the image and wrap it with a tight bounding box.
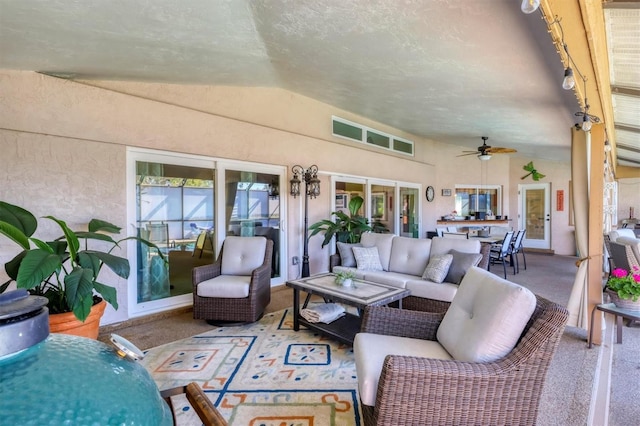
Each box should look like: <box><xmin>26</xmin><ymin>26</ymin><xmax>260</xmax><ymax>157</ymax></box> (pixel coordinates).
<box><xmin>134</xmin><ymin>160</ymin><xmax>215</xmax><ymax>305</ymax></box>
<box><xmin>128</xmin><ymin>150</ymin><xmax>286</xmax><ymax>316</ymax></box>
<box><xmin>224</xmin><ymin>169</ymin><xmax>282</xmax><ymax>280</ymax></box>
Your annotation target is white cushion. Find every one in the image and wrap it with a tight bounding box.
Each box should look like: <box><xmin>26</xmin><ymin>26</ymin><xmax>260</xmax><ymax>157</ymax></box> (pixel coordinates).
<box><xmin>354</xmin><ymin>332</ymin><xmax>453</xmax><ymax>407</ymax></box>
<box><xmin>196</xmin><ymin>275</ymin><xmax>251</xmax><ymax>298</ymax></box>
<box><xmin>406</xmin><ymin>279</ymin><xmax>459</xmax><ymax>302</ymax></box>
<box><xmin>609</xmin><ymin>229</ymin><xmax>637</xmax><ymax>242</ymax></box>
<box><xmin>336</xmin><ymin>242</ymin><xmax>362</xmax><ymax>267</ymax></box>
<box><xmin>220</xmin><ymin>236</ymin><xmax>267</xmax><ymax>275</ymax></box>
<box><xmin>388</xmin><ymin>236</ymin><xmax>432</xmax><ymax>276</ymax></box>
<box><xmin>361</xmin><ymin>270</ymin><xmax>412</xmax><ymax>288</ymax></box>
<box><xmin>421</xmin><ymin>254</ymin><xmax>453</xmax><ymax>283</ymax></box>
<box><xmin>617</xmin><ymin>236</ymin><xmax>640</xmax><ymax>264</ymax></box>
<box><xmin>353</xmin><ymin>246</ymin><xmax>383</xmax><ymax>271</ymax></box>
<box><xmin>437</xmin><ymin>267</ymin><xmax>536</xmax><ymax>363</ymax></box>
<box><xmin>360</xmin><ymin>233</ymin><xmax>396</xmax><ymax>271</ymax></box>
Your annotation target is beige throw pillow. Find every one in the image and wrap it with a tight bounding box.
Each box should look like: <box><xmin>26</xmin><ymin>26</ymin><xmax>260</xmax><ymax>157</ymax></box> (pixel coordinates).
<box><xmin>422</xmin><ymin>254</ymin><xmax>454</xmax><ymax>283</ymax></box>
<box><xmin>352</xmin><ymin>246</ymin><xmax>383</xmax><ymax>271</ymax></box>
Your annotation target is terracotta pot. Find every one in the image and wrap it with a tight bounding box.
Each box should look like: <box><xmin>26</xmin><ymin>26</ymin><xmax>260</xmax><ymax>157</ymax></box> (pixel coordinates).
<box><xmin>606</xmin><ymin>289</ymin><xmax>640</xmax><ymax>311</ymax></box>
<box><xmin>48</xmin><ymin>299</ymin><xmax>107</xmax><ymax>339</ymax></box>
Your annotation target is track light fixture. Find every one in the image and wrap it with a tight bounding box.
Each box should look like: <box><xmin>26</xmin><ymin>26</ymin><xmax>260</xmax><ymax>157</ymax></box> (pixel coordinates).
<box><xmin>521</xmin><ymin>0</ymin><xmax>540</xmax><ymax>14</ymax></box>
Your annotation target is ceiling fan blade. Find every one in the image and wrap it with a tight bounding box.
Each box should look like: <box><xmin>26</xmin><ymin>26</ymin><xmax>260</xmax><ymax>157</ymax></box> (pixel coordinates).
<box><xmin>486</xmin><ymin>147</ymin><xmax>517</xmax><ymax>154</ymax></box>
<box><xmin>456</xmin><ymin>152</ymin><xmax>480</xmax><ymax>157</ymax></box>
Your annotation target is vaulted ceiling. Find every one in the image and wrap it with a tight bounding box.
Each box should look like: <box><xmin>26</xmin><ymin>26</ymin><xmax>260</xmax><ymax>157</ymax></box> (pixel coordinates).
<box><xmin>0</xmin><ymin>0</ymin><xmax>638</xmax><ymax>173</ymax></box>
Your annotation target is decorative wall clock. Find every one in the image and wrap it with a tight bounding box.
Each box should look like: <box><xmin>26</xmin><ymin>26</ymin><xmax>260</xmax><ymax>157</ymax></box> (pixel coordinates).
<box><xmin>426</xmin><ymin>186</ymin><xmax>435</xmax><ymax>202</ymax></box>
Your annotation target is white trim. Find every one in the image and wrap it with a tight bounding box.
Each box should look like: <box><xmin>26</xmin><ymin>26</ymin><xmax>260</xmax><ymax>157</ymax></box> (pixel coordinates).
<box><xmin>331</xmin><ymin>115</ymin><xmax>414</xmax><ymax>156</ymax></box>
<box><xmin>126</xmin><ymin>147</ymin><xmax>288</xmax><ymax>318</ymax></box>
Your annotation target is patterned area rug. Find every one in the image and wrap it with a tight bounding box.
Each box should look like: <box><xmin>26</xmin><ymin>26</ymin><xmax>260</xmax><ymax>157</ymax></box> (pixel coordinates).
<box><xmin>141</xmin><ymin>308</ymin><xmax>362</xmax><ymax>425</ymax></box>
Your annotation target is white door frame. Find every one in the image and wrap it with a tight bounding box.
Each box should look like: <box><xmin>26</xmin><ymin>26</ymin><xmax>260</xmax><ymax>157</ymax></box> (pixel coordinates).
<box><xmin>518</xmin><ymin>183</ymin><xmax>551</xmax><ymax>250</ymax></box>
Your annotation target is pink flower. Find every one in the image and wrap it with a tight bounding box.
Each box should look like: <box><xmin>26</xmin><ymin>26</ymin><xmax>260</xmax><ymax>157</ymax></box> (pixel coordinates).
<box><xmin>633</xmin><ymin>274</ymin><xmax>640</xmax><ymax>283</ymax></box>
<box><xmin>611</xmin><ymin>268</ymin><xmax>628</xmax><ymax>278</ymax></box>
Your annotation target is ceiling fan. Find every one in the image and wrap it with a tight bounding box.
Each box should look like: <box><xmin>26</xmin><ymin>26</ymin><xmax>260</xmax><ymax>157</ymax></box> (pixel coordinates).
<box><xmin>457</xmin><ymin>136</ymin><xmax>517</xmax><ymax>161</ymax></box>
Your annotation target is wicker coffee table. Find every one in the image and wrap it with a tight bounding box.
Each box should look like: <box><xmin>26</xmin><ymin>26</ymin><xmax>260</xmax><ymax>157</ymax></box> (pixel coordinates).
<box><xmin>286</xmin><ymin>272</ymin><xmax>410</xmax><ymax>345</ymax></box>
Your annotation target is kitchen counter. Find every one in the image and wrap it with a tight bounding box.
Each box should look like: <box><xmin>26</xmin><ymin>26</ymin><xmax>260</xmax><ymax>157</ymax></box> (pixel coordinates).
<box><xmin>437</xmin><ymin>219</ymin><xmax>510</xmax><ymax>226</ymax></box>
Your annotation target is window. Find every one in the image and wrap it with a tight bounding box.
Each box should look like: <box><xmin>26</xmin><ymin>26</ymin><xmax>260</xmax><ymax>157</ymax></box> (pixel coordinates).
<box><xmin>454</xmin><ymin>185</ymin><xmax>502</xmax><ymax>217</ymax></box>
<box><xmin>332</xmin><ymin>116</ymin><xmax>414</xmax><ymax>156</ymax></box>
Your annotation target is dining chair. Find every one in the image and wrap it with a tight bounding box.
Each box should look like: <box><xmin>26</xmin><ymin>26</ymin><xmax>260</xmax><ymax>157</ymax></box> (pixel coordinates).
<box><xmin>488</xmin><ymin>230</ymin><xmax>515</xmax><ymax>278</ymax></box>
<box><xmin>510</xmin><ymin>229</ymin><xmax>527</xmax><ymax>273</ymax></box>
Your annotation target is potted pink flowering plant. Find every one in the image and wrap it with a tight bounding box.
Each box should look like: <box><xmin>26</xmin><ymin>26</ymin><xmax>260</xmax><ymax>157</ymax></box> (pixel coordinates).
<box><xmin>605</xmin><ymin>266</ymin><xmax>640</xmax><ymax>310</ymax></box>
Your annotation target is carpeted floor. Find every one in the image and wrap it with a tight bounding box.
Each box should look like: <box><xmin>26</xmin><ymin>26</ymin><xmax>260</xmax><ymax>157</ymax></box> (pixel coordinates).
<box><xmin>99</xmin><ymin>252</ymin><xmax>640</xmax><ymax>425</ymax></box>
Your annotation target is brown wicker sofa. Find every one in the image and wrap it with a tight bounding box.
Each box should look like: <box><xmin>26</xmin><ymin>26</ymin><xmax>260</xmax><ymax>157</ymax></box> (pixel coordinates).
<box><xmin>330</xmin><ymin>235</ymin><xmax>491</xmax><ymax>312</ymax></box>
<box><xmin>356</xmin><ymin>292</ymin><xmax>568</xmax><ymax>426</ymax></box>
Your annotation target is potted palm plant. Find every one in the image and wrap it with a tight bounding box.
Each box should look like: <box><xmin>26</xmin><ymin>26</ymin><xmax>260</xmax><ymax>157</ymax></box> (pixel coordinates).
<box><xmin>309</xmin><ymin>195</ymin><xmax>388</xmax><ymax>248</ymax></box>
<box><xmin>0</xmin><ymin>201</ymin><xmax>162</xmax><ymax>338</ymax></box>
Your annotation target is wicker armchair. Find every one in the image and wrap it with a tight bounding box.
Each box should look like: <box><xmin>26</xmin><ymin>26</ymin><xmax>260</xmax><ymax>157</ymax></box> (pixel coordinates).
<box><xmin>192</xmin><ymin>236</ymin><xmax>273</xmax><ymax>324</ymax></box>
<box><xmin>357</xmin><ymin>295</ymin><xmax>569</xmax><ymax>426</ymax></box>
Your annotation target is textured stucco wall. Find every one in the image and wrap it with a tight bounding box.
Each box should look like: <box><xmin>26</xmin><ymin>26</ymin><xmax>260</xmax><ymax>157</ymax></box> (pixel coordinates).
<box><xmin>0</xmin><ymin>69</ymin><xmax>579</xmax><ymax>325</ymax></box>
<box><xmin>0</xmin><ymin>70</ymin><xmax>436</xmax><ymax>324</ymax></box>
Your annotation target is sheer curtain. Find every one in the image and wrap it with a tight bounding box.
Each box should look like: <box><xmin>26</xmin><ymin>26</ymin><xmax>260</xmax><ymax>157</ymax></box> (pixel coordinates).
<box><xmin>567</xmin><ymin>128</ymin><xmax>589</xmax><ymax>328</ymax></box>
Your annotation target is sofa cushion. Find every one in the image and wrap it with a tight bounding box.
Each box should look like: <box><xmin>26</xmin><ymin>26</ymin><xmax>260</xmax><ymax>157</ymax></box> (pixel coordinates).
<box><xmin>437</xmin><ymin>267</ymin><xmax>536</xmax><ymax>363</ymax></box>
<box><xmin>422</xmin><ymin>254</ymin><xmax>453</xmax><ymax>283</ymax></box>
<box><xmin>360</xmin><ymin>233</ymin><xmax>396</xmax><ymax>271</ymax></box>
<box><xmin>221</xmin><ymin>236</ymin><xmax>267</xmax><ymax>275</ymax></box>
<box><xmin>196</xmin><ymin>275</ymin><xmax>251</xmax><ymax>298</ymax></box>
<box><xmin>336</xmin><ymin>242</ymin><xmax>362</xmax><ymax>267</ymax></box>
<box><xmin>388</xmin><ymin>236</ymin><xmax>433</xmax><ymax>276</ymax></box>
<box><xmin>405</xmin><ymin>279</ymin><xmax>459</xmax><ymax>302</ymax></box>
<box><xmin>354</xmin><ymin>332</ymin><xmax>453</xmax><ymax>407</ymax></box>
<box><xmin>609</xmin><ymin>229</ymin><xmax>637</xmax><ymax>242</ymax></box>
<box><xmin>361</xmin><ymin>270</ymin><xmax>413</xmax><ymax>289</ymax></box>
<box><xmin>444</xmin><ymin>250</ymin><xmax>483</xmax><ymax>284</ymax></box>
<box><xmin>353</xmin><ymin>246</ymin><xmax>384</xmax><ymax>271</ymax></box>
<box><xmin>617</xmin><ymin>236</ymin><xmax>640</xmax><ymax>265</ymax></box>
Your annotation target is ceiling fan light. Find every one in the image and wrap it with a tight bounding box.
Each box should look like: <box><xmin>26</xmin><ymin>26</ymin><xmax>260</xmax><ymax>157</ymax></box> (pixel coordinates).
<box><xmin>521</xmin><ymin>0</ymin><xmax>540</xmax><ymax>14</ymax></box>
<box><xmin>562</xmin><ymin>68</ymin><xmax>575</xmax><ymax>90</ymax></box>
<box><xmin>478</xmin><ymin>154</ymin><xmax>492</xmax><ymax>161</ymax></box>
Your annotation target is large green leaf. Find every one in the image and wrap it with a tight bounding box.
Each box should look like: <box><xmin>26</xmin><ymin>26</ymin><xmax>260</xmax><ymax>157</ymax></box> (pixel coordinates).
<box><xmin>82</xmin><ymin>250</ymin><xmax>130</xmax><ymax>279</ymax></box>
<box><xmin>64</xmin><ymin>268</ymin><xmax>95</xmax><ymax>322</ymax></box>
<box><xmin>16</xmin><ymin>250</ymin><xmax>62</xmax><ymax>289</ymax></box>
<box><xmin>44</xmin><ymin>216</ymin><xmax>80</xmax><ymax>259</ymax></box>
<box><xmin>93</xmin><ymin>281</ymin><xmax>118</xmax><ymax>310</ymax></box>
<box><xmin>75</xmin><ymin>231</ymin><xmax>117</xmax><ymax>244</ymax></box>
<box><xmin>0</xmin><ymin>221</ymin><xmax>31</xmax><ymax>250</ymax></box>
<box><xmin>4</xmin><ymin>251</ymin><xmax>27</xmax><ymax>280</ymax></box>
<box><xmin>0</xmin><ymin>201</ymin><xmax>37</xmax><ymax>237</ymax></box>
<box><xmin>88</xmin><ymin>219</ymin><xmax>122</xmax><ymax>234</ymax></box>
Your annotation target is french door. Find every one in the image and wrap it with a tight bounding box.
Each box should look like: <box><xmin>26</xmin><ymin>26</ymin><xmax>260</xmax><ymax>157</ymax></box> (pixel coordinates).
<box><xmin>519</xmin><ymin>183</ymin><xmax>551</xmax><ymax>249</ymax></box>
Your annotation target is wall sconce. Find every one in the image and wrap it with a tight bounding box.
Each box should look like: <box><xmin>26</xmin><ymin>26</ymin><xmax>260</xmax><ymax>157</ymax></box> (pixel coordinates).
<box><xmin>290</xmin><ymin>165</ymin><xmax>320</xmax><ymax>277</ymax></box>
